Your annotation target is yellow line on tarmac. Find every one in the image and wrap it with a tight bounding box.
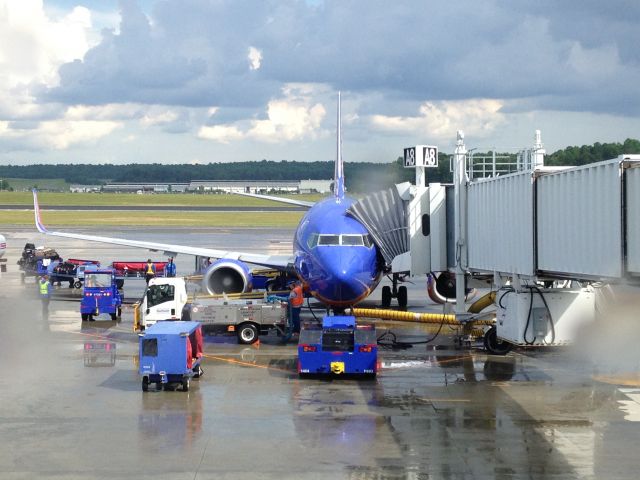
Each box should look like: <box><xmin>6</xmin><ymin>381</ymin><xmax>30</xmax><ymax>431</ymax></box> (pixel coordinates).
<box><xmin>202</xmin><ymin>353</ymin><xmax>292</xmax><ymax>373</ymax></box>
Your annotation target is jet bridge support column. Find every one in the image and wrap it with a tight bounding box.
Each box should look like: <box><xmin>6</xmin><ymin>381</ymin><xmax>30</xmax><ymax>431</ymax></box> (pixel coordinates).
<box><xmin>454</xmin><ymin>131</ymin><xmax>468</xmax><ymax>315</ymax></box>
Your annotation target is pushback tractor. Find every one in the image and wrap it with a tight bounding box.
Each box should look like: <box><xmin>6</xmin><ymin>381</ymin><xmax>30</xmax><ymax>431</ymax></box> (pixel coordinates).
<box><xmin>297</xmin><ymin>315</ymin><xmax>377</xmax><ymax>377</ymax></box>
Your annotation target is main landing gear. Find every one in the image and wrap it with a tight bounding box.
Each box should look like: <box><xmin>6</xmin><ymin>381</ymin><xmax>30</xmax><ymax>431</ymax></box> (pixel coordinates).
<box><xmin>381</xmin><ymin>273</ymin><xmax>408</xmax><ymax>310</ymax></box>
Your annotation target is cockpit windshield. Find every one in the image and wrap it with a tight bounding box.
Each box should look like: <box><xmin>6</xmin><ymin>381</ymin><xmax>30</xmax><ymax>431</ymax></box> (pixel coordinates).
<box><xmin>310</xmin><ymin>234</ymin><xmax>373</xmax><ymax>248</ymax></box>
<box><xmin>317</xmin><ymin>234</ymin><xmax>340</xmax><ymax>246</ymax></box>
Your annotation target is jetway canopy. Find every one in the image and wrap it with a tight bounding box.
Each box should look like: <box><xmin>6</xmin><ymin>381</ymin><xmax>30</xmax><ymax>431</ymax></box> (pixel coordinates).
<box><xmin>467</xmin><ymin>155</ymin><xmax>640</xmax><ymax>281</ymax></box>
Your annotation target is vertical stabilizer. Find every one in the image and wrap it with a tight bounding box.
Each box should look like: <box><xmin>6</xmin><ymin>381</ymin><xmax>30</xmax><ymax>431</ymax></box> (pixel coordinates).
<box><xmin>334</xmin><ymin>92</ymin><xmax>345</xmax><ymax>199</ymax></box>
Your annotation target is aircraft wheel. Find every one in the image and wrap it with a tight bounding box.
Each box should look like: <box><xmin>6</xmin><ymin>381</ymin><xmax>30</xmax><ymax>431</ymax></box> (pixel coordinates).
<box><xmin>142</xmin><ymin>376</ymin><xmax>149</xmax><ymax>392</ymax></box>
<box><xmin>81</xmin><ymin>313</ymin><xmax>88</xmax><ymax>322</ymax></box>
<box><xmin>182</xmin><ymin>378</ymin><xmax>190</xmax><ymax>392</ymax></box>
<box><xmin>193</xmin><ymin>366</ymin><xmax>203</xmax><ymax>378</ymax></box>
<box><xmin>117</xmin><ymin>307</ymin><xmax>122</xmax><ymax>318</ymax></box>
<box><xmin>110</xmin><ymin>313</ymin><xmax>117</xmax><ymax>321</ymax></box>
<box><xmin>397</xmin><ymin>286</ymin><xmax>408</xmax><ymax>309</ymax></box>
<box><xmin>238</xmin><ymin>323</ymin><xmax>259</xmax><ymax>344</ymax></box>
<box><xmin>484</xmin><ymin>326</ymin><xmax>513</xmax><ymax>355</ymax></box>
<box><xmin>381</xmin><ymin>286</ymin><xmax>392</xmax><ymax>308</ymax></box>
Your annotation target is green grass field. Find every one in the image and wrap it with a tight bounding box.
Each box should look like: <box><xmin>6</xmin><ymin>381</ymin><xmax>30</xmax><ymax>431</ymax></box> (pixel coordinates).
<box><xmin>3</xmin><ymin>178</ymin><xmax>70</xmax><ymax>191</ymax></box>
<box><xmin>0</xmin><ymin>191</ymin><xmax>324</xmax><ymax>206</ymax></box>
<box><xmin>0</xmin><ymin>210</ymin><xmax>304</xmax><ymax>227</ymax></box>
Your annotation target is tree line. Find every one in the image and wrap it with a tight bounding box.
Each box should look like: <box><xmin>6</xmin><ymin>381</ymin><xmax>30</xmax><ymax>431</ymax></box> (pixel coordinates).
<box><xmin>1</xmin><ymin>138</ymin><xmax>638</xmax><ymax>193</ymax></box>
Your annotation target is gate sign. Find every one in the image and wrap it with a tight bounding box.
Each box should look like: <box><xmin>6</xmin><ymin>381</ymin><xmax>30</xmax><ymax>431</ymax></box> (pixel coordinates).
<box><xmin>403</xmin><ymin>145</ymin><xmax>438</xmax><ymax>168</ymax></box>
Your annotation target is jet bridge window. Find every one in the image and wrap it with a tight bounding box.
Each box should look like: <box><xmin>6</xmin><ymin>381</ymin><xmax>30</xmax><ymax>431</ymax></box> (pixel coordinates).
<box><xmin>147</xmin><ymin>284</ymin><xmax>175</xmax><ymax>308</ymax></box>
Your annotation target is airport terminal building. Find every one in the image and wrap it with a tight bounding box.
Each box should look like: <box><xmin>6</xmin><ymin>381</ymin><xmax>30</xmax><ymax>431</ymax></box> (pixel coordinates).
<box><xmin>95</xmin><ymin>179</ymin><xmax>332</xmax><ymax>194</ymax></box>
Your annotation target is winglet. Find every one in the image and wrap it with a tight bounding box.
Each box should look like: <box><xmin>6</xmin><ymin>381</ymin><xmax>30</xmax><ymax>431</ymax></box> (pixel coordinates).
<box><xmin>334</xmin><ymin>91</ymin><xmax>345</xmax><ymax>199</ymax></box>
<box><xmin>32</xmin><ymin>189</ymin><xmax>48</xmax><ymax>234</ymax></box>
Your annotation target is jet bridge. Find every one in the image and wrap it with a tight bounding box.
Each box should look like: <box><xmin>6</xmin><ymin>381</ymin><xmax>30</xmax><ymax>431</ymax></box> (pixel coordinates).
<box><xmin>355</xmin><ymin>130</ymin><xmax>640</xmax><ymax>351</ymax></box>
<box><xmin>459</xmin><ymin>131</ymin><xmax>640</xmax><ymax>347</ymax></box>
<box><xmin>347</xmin><ymin>147</ymin><xmax>448</xmax><ymax>308</ymax></box>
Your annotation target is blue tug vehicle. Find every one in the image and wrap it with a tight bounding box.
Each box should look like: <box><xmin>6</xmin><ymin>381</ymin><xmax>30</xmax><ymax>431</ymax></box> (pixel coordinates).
<box><xmin>297</xmin><ymin>315</ymin><xmax>377</xmax><ymax>377</ymax></box>
<box><xmin>80</xmin><ymin>268</ymin><xmax>123</xmax><ymax>321</ymax></box>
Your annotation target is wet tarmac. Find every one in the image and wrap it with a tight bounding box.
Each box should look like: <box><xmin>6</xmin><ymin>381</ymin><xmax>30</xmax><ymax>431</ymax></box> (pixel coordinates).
<box><xmin>1</xmin><ymin>226</ymin><xmax>640</xmax><ymax>479</ymax></box>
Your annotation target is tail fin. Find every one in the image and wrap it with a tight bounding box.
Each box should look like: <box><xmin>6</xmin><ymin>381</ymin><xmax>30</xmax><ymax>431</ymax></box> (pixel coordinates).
<box><xmin>334</xmin><ymin>92</ymin><xmax>345</xmax><ymax>199</ymax></box>
<box><xmin>32</xmin><ymin>189</ymin><xmax>48</xmax><ymax>234</ymax></box>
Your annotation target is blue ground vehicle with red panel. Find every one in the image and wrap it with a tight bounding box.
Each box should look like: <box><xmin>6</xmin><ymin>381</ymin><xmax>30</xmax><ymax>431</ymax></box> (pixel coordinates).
<box><xmin>139</xmin><ymin>321</ymin><xmax>204</xmax><ymax>392</ymax></box>
<box><xmin>80</xmin><ymin>268</ymin><xmax>123</xmax><ymax>321</ymax></box>
<box><xmin>297</xmin><ymin>315</ymin><xmax>377</xmax><ymax>377</ymax></box>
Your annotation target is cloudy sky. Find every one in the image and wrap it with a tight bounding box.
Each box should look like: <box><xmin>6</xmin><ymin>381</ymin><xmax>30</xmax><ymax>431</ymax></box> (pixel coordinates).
<box><xmin>1</xmin><ymin>0</ymin><xmax>639</xmax><ymax>165</ymax></box>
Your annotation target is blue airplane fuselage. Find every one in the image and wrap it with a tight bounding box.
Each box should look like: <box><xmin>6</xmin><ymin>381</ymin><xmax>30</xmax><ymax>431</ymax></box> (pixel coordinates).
<box><xmin>293</xmin><ymin>196</ymin><xmax>381</xmax><ymax>307</ymax></box>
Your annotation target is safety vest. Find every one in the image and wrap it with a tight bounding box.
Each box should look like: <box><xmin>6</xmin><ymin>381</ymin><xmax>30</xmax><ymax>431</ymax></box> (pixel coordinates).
<box><xmin>39</xmin><ymin>280</ymin><xmax>49</xmax><ymax>296</ymax></box>
<box><xmin>290</xmin><ymin>285</ymin><xmax>304</xmax><ymax>307</ymax></box>
<box><xmin>146</xmin><ymin>263</ymin><xmax>155</xmax><ymax>275</ymax></box>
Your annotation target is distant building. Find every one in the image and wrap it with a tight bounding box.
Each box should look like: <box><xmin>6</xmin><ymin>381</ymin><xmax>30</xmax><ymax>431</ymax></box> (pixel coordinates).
<box><xmin>188</xmin><ymin>180</ymin><xmax>314</xmax><ymax>194</ymax></box>
<box><xmin>70</xmin><ymin>185</ymin><xmax>101</xmax><ymax>193</ymax></box>
<box><xmin>98</xmin><ymin>180</ymin><xmax>331</xmax><ymax>194</ymax></box>
<box><xmin>299</xmin><ymin>179</ymin><xmax>332</xmax><ymax>194</ymax></box>
<box><xmin>102</xmin><ymin>183</ymin><xmax>189</xmax><ymax>193</ymax></box>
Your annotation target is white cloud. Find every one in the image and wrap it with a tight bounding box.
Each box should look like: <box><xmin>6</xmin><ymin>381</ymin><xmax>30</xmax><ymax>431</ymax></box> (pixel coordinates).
<box><xmin>198</xmin><ymin>86</ymin><xmax>327</xmax><ymax>144</ymax></box>
<box><xmin>197</xmin><ymin>124</ymin><xmax>244</xmax><ymax>144</ymax></box>
<box><xmin>0</xmin><ymin>116</ymin><xmax>121</xmax><ymax>150</ymax></box>
<box><xmin>248</xmin><ymin>46</ymin><xmax>262</xmax><ymax>70</ymax></box>
<box><xmin>370</xmin><ymin>99</ymin><xmax>505</xmax><ymax>142</ymax></box>
<box><xmin>0</xmin><ymin>0</ymin><xmax>94</xmax><ymax>119</ymax></box>
<box><xmin>36</xmin><ymin>119</ymin><xmax>121</xmax><ymax>149</ymax></box>
<box><xmin>140</xmin><ymin>109</ymin><xmax>180</xmax><ymax>127</ymax></box>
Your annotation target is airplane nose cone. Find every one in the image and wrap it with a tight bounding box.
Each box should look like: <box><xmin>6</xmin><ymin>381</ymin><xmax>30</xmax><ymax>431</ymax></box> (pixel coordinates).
<box><xmin>317</xmin><ymin>248</ymin><xmax>376</xmax><ymax>304</ymax></box>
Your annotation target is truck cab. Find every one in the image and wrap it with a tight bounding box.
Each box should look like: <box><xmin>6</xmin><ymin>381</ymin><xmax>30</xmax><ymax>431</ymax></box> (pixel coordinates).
<box><xmin>80</xmin><ymin>268</ymin><xmax>123</xmax><ymax>321</ymax></box>
<box><xmin>140</xmin><ymin>277</ymin><xmax>189</xmax><ymax>328</ymax></box>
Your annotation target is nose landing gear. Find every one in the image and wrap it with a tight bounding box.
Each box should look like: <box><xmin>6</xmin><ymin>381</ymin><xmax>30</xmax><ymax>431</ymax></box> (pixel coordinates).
<box><xmin>381</xmin><ymin>273</ymin><xmax>408</xmax><ymax>309</ymax></box>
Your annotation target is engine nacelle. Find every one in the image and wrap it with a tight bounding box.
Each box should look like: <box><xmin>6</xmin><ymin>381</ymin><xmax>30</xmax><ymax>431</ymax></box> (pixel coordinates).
<box><xmin>427</xmin><ymin>272</ymin><xmax>477</xmax><ymax>304</ymax></box>
<box><xmin>202</xmin><ymin>259</ymin><xmax>253</xmax><ymax>295</ymax></box>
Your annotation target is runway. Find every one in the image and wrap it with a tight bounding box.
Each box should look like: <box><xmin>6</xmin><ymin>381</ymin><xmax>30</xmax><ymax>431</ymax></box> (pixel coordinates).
<box><xmin>1</xmin><ymin>226</ymin><xmax>639</xmax><ymax>479</ymax></box>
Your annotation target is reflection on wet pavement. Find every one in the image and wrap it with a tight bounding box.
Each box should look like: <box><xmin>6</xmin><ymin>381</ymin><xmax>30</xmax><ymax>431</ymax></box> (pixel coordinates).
<box><xmin>1</xmin><ymin>227</ymin><xmax>639</xmax><ymax>478</ymax></box>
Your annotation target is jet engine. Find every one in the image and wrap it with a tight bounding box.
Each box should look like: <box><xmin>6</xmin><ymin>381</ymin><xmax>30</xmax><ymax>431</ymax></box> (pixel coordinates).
<box><xmin>427</xmin><ymin>272</ymin><xmax>476</xmax><ymax>304</ymax></box>
<box><xmin>201</xmin><ymin>259</ymin><xmax>253</xmax><ymax>295</ymax></box>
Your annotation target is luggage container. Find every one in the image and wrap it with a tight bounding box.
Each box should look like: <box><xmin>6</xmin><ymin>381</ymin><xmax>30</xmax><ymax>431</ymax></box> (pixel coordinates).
<box><xmin>139</xmin><ymin>321</ymin><xmax>204</xmax><ymax>392</ymax></box>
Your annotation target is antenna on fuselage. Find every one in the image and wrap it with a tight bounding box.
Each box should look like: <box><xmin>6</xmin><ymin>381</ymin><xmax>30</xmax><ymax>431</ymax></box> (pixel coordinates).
<box><xmin>334</xmin><ymin>92</ymin><xmax>345</xmax><ymax>200</ymax></box>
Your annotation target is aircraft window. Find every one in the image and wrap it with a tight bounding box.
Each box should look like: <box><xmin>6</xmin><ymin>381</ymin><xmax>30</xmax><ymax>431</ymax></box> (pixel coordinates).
<box><xmin>307</xmin><ymin>233</ymin><xmax>319</xmax><ymax>249</ymax></box>
<box><xmin>317</xmin><ymin>235</ymin><xmax>340</xmax><ymax>246</ymax></box>
<box><xmin>341</xmin><ymin>235</ymin><xmax>364</xmax><ymax>246</ymax></box>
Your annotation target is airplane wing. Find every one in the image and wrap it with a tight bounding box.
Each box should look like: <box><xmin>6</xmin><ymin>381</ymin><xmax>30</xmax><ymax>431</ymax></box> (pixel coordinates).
<box><xmin>234</xmin><ymin>191</ymin><xmax>316</xmax><ymax>208</ymax></box>
<box><xmin>32</xmin><ymin>190</ymin><xmax>293</xmax><ymax>270</ymax></box>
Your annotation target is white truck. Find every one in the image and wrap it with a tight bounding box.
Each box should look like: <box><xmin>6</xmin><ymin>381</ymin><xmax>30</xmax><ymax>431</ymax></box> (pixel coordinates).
<box><xmin>135</xmin><ymin>277</ymin><xmax>290</xmax><ymax>344</ymax></box>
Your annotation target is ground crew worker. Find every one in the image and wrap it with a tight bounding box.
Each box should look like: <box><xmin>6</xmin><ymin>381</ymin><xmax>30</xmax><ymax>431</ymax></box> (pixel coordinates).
<box><xmin>144</xmin><ymin>259</ymin><xmax>156</xmax><ymax>284</ymax></box>
<box><xmin>39</xmin><ymin>274</ymin><xmax>51</xmax><ymax>320</ymax></box>
<box><xmin>288</xmin><ymin>280</ymin><xmax>304</xmax><ymax>333</ymax></box>
<box><xmin>164</xmin><ymin>257</ymin><xmax>176</xmax><ymax>277</ymax></box>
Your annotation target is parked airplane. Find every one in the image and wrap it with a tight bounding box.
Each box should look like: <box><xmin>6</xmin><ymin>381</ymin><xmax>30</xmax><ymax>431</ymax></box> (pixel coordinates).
<box><xmin>33</xmin><ymin>94</ymin><xmax>383</xmax><ymax>309</ymax></box>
